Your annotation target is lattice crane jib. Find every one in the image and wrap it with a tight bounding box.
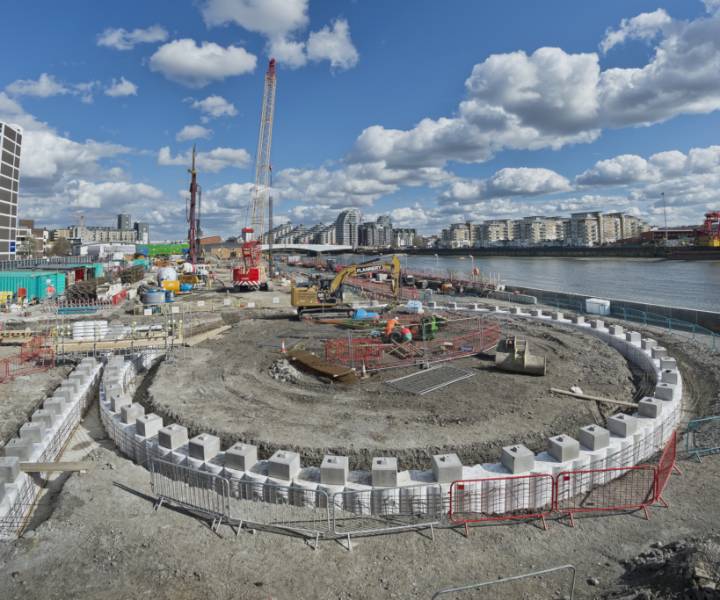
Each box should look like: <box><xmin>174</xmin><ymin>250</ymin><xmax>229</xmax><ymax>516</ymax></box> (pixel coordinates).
<box><xmin>249</xmin><ymin>58</ymin><xmax>277</xmax><ymax>242</ymax></box>
<box><xmin>187</xmin><ymin>145</ymin><xmax>198</xmax><ymax>266</ymax></box>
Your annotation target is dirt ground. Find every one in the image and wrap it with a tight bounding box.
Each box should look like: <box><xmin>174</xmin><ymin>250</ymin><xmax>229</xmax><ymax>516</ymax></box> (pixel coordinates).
<box><xmin>146</xmin><ymin>315</ymin><xmax>638</xmax><ymax>470</ymax></box>
<box><xmin>1</xmin><ymin>294</ymin><xmax>719</xmax><ymax>599</ymax></box>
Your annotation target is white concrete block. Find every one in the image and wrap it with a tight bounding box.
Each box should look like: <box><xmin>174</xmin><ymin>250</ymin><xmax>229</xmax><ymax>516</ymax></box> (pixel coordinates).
<box><xmin>501</xmin><ymin>444</ymin><xmax>535</xmax><ymax>473</ymax></box>
<box><xmin>641</xmin><ymin>338</ymin><xmax>657</xmax><ymax>351</ymax></box>
<box><xmin>372</xmin><ymin>457</ymin><xmax>398</xmax><ymax>487</ymax></box>
<box><xmin>660</xmin><ymin>357</ymin><xmax>677</xmax><ymax>370</ymax></box>
<box><xmin>135</xmin><ymin>413</ymin><xmax>163</xmax><ymax>438</ymax></box>
<box><xmin>625</xmin><ymin>331</ymin><xmax>641</xmax><ymax>345</ymax></box>
<box><xmin>225</xmin><ymin>443</ymin><xmax>257</xmax><ymax>472</ymax></box>
<box><xmin>607</xmin><ymin>413</ymin><xmax>637</xmax><ymax>437</ymax></box>
<box><xmin>638</xmin><ymin>397</ymin><xmax>663</xmax><ymax>418</ymax></box>
<box><xmin>610</xmin><ymin>325</ymin><xmax>624</xmax><ymax>337</ymax></box>
<box><xmin>655</xmin><ymin>382</ymin><xmax>676</xmax><ymax>402</ymax></box>
<box><xmin>661</xmin><ymin>369</ymin><xmax>679</xmax><ymax>385</ymax></box>
<box><xmin>120</xmin><ymin>403</ymin><xmax>145</xmax><ymax>425</ymax></box>
<box><xmin>652</xmin><ymin>346</ymin><xmax>667</xmax><ymax>360</ymax></box>
<box><xmin>579</xmin><ymin>424</ymin><xmax>610</xmax><ymax>450</ymax></box>
<box><xmin>158</xmin><ymin>424</ymin><xmax>188</xmax><ymax>450</ymax></box>
<box><xmin>189</xmin><ymin>433</ymin><xmax>220</xmax><ymax>462</ymax></box>
<box><xmin>432</xmin><ymin>453</ymin><xmax>463</xmax><ymax>483</ymax></box>
<box><xmin>591</xmin><ymin>319</ymin><xmax>604</xmax><ymax>329</ymax></box>
<box><xmin>321</xmin><ymin>455</ymin><xmax>349</xmax><ymax>486</ymax></box>
<box><xmin>0</xmin><ymin>456</ymin><xmax>20</xmax><ymax>484</ymax></box>
<box><xmin>548</xmin><ymin>434</ymin><xmax>580</xmax><ymax>462</ymax></box>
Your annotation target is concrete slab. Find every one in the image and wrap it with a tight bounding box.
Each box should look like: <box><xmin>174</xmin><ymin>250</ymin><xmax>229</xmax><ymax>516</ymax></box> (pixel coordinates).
<box><xmin>0</xmin><ymin>456</ymin><xmax>20</xmax><ymax>484</ymax></box>
<box><xmin>548</xmin><ymin>434</ymin><xmax>580</xmax><ymax>462</ymax></box>
<box><xmin>268</xmin><ymin>450</ymin><xmax>301</xmax><ymax>481</ymax></box>
<box><xmin>189</xmin><ymin>433</ymin><xmax>221</xmax><ymax>462</ymax></box>
<box><xmin>607</xmin><ymin>413</ymin><xmax>638</xmax><ymax>437</ymax></box>
<box><xmin>158</xmin><ymin>424</ymin><xmax>188</xmax><ymax>450</ymax></box>
<box><xmin>431</xmin><ymin>453</ymin><xmax>463</xmax><ymax>483</ymax></box>
<box><xmin>135</xmin><ymin>413</ymin><xmax>163</xmax><ymax>438</ymax></box>
<box><xmin>372</xmin><ymin>457</ymin><xmax>398</xmax><ymax>487</ymax></box>
<box><xmin>501</xmin><ymin>444</ymin><xmax>535</xmax><ymax>474</ymax></box>
<box><xmin>120</xmin><ymin>403</ymin><xmax>145</xmax><ymax>425</ymax></box>
<box><xmin>320</xmin><ymin>455</ymin><xmax>349</xmax><ymax>486</ymax></box>
<box><xmin>225</xmin><ymin>442</ymin><xmax>257</xmax><ymax>472</ymax></box>
<box><xmin>579</xmin><ymin>424</ymin><xmax>610</xmax><ymax>451</ymax></box>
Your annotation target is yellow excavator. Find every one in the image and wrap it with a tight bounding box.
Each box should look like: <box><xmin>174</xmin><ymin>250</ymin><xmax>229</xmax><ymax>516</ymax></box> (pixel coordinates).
<box><xmin>291</xmin><ymin>255</ymin><xmax>401</xmax><ymax>314</ymax></box>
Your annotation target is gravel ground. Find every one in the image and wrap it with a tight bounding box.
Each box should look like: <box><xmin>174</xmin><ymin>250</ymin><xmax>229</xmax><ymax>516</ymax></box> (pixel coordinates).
<box><xmin>145</xmin><ymin>315</ymin><xmax>638</xmax><ymax>470</ymax></box>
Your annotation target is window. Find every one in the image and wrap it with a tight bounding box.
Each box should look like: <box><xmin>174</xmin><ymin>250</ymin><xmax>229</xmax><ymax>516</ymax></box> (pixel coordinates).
<box><xmin>1</xmin><ymin>163</ymin><xmax>13</xmax><ymax>178</ymax></box>
<box><xmin>4</xmin><ymin>127</ymin><xmax>16</xmax><ymax>142</ymax></box>
<box><xmin>0</xmin><ymin>188</ymin><xmax>10</xmax><ymax>202</ymax></box>
<box><xmin>2</xmin><ymin>151</ymin><xmax>12</xmax><ymax>165</ymax></box>
<box><xmin>0</xmin><ymin>176</ymin><xmax>12</xmax><ymax>191</ymax></box>
<box><xmin>2</xmin><ymin>138</ymin><xmax>14</xmax><ymax>153</ymax></box>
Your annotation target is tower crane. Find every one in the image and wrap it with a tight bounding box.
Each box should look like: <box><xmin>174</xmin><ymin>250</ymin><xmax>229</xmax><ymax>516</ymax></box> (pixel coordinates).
<box><xmin>187</xmin><ymin>145</ymin><xmax>201</xmax><ymax>267</ymax></box>
<box><xmin>233</xmin><ymin>58</ymin><xmax>277</xmax><ymax>291</ymax></box>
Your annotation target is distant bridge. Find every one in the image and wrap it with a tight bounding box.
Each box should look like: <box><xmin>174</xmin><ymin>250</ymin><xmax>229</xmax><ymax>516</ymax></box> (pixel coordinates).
<box><xmin>260</xmin><ymin>243</ymin><xmax>353</xmax><ymax>253</ymax></box>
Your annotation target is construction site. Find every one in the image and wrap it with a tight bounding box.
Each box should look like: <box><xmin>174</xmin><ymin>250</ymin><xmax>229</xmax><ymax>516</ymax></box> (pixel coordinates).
<box><xmin>0</xmin><ymin>58</ymin><xmax>719</xmax><ymax>600</ymax></box>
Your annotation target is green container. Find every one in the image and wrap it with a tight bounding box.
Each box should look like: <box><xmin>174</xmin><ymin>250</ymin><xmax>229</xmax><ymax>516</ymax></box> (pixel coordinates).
<box><xmin>147</xmin><ymin>243</ymin><xmax>189</xmax><ymax>257</ymax></box>
<box><xmin>0</xmin><ymin>271</ymin><xmax>67</xmax><ymax>300</ymax></box>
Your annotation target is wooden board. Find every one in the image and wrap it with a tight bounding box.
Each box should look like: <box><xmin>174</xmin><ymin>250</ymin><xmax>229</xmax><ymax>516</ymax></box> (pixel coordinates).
<box><xmin>20</xmin><ymin>461</ymin><xmax>93</xmax><ymax>473</ymax></box>
<box><xmin>286</xmin><ymin>349</ymin><xmax>358</xmax><ymax>383</ymax></box>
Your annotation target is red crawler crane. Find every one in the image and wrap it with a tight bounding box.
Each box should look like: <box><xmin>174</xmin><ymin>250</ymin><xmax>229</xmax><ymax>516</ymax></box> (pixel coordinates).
<box><xmin>233</xmin><ymin>58</ymin><xmax>277</xmax><ymax>291</ymax></box>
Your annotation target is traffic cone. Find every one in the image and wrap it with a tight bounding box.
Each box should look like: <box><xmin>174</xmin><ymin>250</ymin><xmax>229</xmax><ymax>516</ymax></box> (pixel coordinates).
<box><xmin>281</xmin><ymin>339</ymin><xmax>286</xmax><ymax>354</ymax></box>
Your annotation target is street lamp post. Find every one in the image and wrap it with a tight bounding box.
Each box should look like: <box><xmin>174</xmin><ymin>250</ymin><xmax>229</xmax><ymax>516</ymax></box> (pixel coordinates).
<box><xmin>434</xmin><ymin>253</ymin><xmax>439</xmax><ymax>270</ymax></box>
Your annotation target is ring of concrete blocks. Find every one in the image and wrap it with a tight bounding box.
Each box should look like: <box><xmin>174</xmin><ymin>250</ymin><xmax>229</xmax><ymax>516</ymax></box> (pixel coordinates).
<box><xmin>96</xmin><ymin>307</ymin><xmax>683</xmax><ymax>517</ymax></box>
<box><xmin>0</xmin><ymin>357</ymin><xmax>103</xmax><ymax>538</ymax></box>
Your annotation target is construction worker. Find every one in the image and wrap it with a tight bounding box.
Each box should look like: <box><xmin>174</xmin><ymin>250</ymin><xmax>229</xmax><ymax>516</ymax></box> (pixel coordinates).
<box><xmin>400</xmin><ymin>325</ymin><xmax>412</xmax><ymax>343</ymax></box>
<box><xmin>384</xmin><ymin>317</ymin><xmax>399</xmax><ymax>339</ymax></box>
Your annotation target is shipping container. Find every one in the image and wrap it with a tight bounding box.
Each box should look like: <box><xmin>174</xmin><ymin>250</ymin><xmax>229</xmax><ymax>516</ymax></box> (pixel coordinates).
<box><xmin>0</xmin><ymin>271</ymin><xmax>67</xmax><ymax>301</ymax></box>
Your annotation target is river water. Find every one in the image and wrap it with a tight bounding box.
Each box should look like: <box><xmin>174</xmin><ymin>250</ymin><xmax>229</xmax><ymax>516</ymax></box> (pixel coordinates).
<box><xmin>340</xmin><ymin>254</ymin><xmax>720</xmax><ymax>313</ymax></box>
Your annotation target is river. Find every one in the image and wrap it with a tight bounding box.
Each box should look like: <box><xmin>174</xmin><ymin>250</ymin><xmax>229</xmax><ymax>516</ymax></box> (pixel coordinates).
<box><xmin>338</xmin><ymin>254</ymin><xmax>720</xmax><ymax>313</ymax></box>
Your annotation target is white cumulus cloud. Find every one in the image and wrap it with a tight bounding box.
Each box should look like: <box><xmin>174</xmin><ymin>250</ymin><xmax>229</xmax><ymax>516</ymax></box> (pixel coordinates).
<box><xmin>306</xmin><ymin>19</ymin><xmax>359</xmax><ymax>70</ymax></box>
<box><xmin>600</xmin><ymin>9</ymin><xmax>672</xmax><ymax>54</ymax></box>
<box><xmin>176</xmin><ymin>125</ymin><xmax>213</xmax><ymax>141</ymax></box>
<box><xmin>104</xmin><ymin>77</ymin><xmax>138</xmax><ymax>97</ymax></box>
<box><xmin>190</xmin><ymin>95</ymin><xmax>238</xmax><ymax>120</ymax></box>
<box><xmin>97</xmin><ymin>25</ymin><xmax>168</xmax><ymax>51</ymax></box>
<box><xmin>6</xmin><ymin>73</ymin><xmax>69</xmax><ymax>97</ymax></box>
<box><xmin>158</xmin><ymin>146</ymin><xmax>251</xmax><ymax>172</ymax></box>
<box><xmin>149</xmin><ymin>39</ymin><xmax>257</xmax><ymax>88</ymax></box>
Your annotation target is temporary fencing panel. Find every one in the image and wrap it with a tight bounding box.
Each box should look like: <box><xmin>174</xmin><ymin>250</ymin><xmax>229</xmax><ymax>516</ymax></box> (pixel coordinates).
<box><xmin>225</xmin><ymin>476</ymin><xmax>332</xmax><ymax>542</ymax></box>
<box><xmin>654</xmin><ymin>430</ymin><xmax>679</xmax><ymax>507</ymax></box>
<box><xmin>555</xmin><ymin>466</ymin><xmax>657</xmax><ymax>525</ymax></box>
<box><xmin>150</xmin><ymin>457</ymin><xmax>229</xmax><ymax>529</ymax></box>
<box><xmin>686</xmin><ymin>416</ymin><xmax>720</xmax><ymax>460</ymax></box>
<box><xmin>448</xmin><ymin>474</ymin><xmax>555</xmax><ymax>529</ymax></box>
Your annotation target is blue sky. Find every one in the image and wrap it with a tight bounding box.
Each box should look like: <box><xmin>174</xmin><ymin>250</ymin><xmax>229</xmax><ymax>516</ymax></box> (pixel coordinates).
<box><xmin>1</xmin><ymin>0</ymin><xmax>720</xmax><ymax>240</ymax></box>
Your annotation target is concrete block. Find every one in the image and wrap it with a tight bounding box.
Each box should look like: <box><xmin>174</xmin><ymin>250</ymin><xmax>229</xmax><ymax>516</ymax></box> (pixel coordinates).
<box><xmin>579</xmin><ymin>424</ymin><xmax>610</xmax><ymax>451</ymax></box>
<box><xmin>135</xmin><ymin>413</ymin><xmax>163</xmax><ymax>438</ymax></box>
<box><xmin>52</xmin><ymin>388</ymin><xmax>74</xmax><ymax>403</ymax></box>
<box><xmin>531</xmin><ymin>309</ymin><xmax>543</xmax><ymax>317</ymax></box>
<box><xmin>661</xmin><ymin>369</ymin><xmax>679</xmax><ymax>385</ymax></box>
<box><xmin>372</xmin><ymin>457</ymin><xmax>398</xmax><ymax>487</ymax></box>
<box><xmin>0</xmin><ymin>481</ymin><xmax>5</xmax><ymax>503</ymax></box>
<box><xmin>547</xmin><ymin>434</ymin><xmax>580</xmax><ymax>462</ymax></box>
<box><xmin>19</xmin><ymin>422</ymin><xmax>45</xmax><ymax>443</ymax></box>
<box><xmin>500</xmin><ymin>444</ymin><xmax>535</xmax><ymax>473</ymax></box>
<box><xmin>321</xmin><ymin>455</ymin><xmax>349</xmax><ymax>486</ymax></box>
<box><xmin>0</xmin><ymin>456</ymin><xmax>20</xmax><ymax>484</ymax></box>
<box><xmin>268</xmin><ymin>450</ymin><xmax>301</xmax><ymax>481</ymax></box>
<box><xmin>591</xmin><ymin>319</ymin><xmax>604</xmax><ymax>329</ymax></box>
<box><xmin>638</xmin><ymin>397</ymin><xmax>664</xmax><ymax>418</ymax></box>
<box><xmin>652</xmin><ymin>346</ymin><xmax>667</xmax><ymax>360</ymax></box>
<box><xmin>655</xmin><ymin>382</ymin><xmax>675</xmax><ymax>402</ymax></box>
<box><xmin>158</xmin><ymin>424</ymin><xmax>188</xmax><ymax>450</ymax></box>
<box><xmin>43</xmin><ymin>398</ymin><xmax>66</xmax><ymax>416</ymax></box>
<box><xmin>510</xmin><ymin>306</ymin><xmax>521</xmax><ymax>314</ymax></box>
<box><xmin>572</xmin><ymin>315</ymin><xmax>585</xmax><ymax>325</ymax></box>
<box><xmin>120</xmin><ymin>403</ymin><xmax>145</xmax><ymax>425</ymax></box>
<box><xmin>60</xmin><ymin>379</ymin><xmax>80</xmax><ymax>394</ymax></box>
<box><xmin>552</xmin><ymin>312</ymin><xmax>564</xmax><ymax>320</ymax></box>
<box><xmin>431</xmin><ymin>453</ymin><xmax>463</xmax><ymax>483</ymax></box>
<box><xmin>224</xmin><ymin>443</ymin><xmax>257</xmax><ymax>472</ymax></box>
<box><xmin>110</xmin><ymin>393</ymin><xmax>131</xmax><ymax>412</ymax></box>
<box><xmin>2</xmin><ymin>438</ymin><xmax>32</xmax><ymax>461</ymax></box>
<box><xmin>607</xmin><ymin>413</ymin><xmax>638</xmax><ymax>437</ymax></box>
<box><xmin>610</xmin><ymin>325</ymin><xmax>624</xmax><ymax>337</ymax></box>
<box><xmin>660</xmin><ymin>357</ymin><xmax>677</xmax><ymax>370</ymax></box>
<box><xmin>31</xmin><ymin>409</ymin><xmax>56</xmax><ymax>430</ymax></box>
<box><xmin>189</xmin><ymin>434</ymin><xmax>220</xmax><ymax>462</ymax></box>
<box><xmin>641</xmin><ymin>338</ymin><xmax>657</xmax><ymax>351</ymax></box>
<box><xmin>625</xmin><ymin>331</ymin><xmax>641</xmax><ymax>344</ymax></box>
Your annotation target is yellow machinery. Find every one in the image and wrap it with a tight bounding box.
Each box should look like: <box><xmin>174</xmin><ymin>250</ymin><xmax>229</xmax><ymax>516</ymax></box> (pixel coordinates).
<box><xmin>291</xmin><ymin>255</ymin><xmax>401</xmax><ymax>313</ymax></box>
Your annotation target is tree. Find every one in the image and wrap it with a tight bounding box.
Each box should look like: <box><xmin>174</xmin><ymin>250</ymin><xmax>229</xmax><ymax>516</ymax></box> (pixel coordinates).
<box><xmin>49</xmin><ymin>237</ymin><xmax>71</xmax><ymax>256</ymax></box>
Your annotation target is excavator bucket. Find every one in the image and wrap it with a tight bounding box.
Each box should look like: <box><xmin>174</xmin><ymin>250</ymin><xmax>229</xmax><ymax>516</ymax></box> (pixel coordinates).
<box><xmin>495</xmin><ymin>336</ymin><xmax>546</xmax><ymax>376</ymax></box>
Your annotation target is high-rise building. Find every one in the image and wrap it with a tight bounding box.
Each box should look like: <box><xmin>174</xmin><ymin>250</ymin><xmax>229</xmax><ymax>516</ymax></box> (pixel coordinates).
<box><xmin>0</xmin><ymin>122</ymin><xmax>22</xmax><ymax>260</ymax></box>
<box><xmin>335</xmin><ymin>208</ymin><xmax>361</xmax><ymax>248</ymax></box>
<box><xmin>134</xmin><ymin>222</ymin><xmax>150</xmax><ymax>244</ymax></box>
<box><xmin>117</xmin><ymin>213</ymin><xmax>132</xmax><ymax>230</ymax></box>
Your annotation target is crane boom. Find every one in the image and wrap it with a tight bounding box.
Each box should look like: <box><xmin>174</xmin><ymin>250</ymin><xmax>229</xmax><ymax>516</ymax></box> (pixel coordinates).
<box><xmin>187</xmin><ymin>145</ymin><xmax>199</xmax><ymax>266</ymax></box>
<box><xmin>248</xmin><ymin>58</ymin><xmax>277</xmax><ymax>241</ymax></box>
